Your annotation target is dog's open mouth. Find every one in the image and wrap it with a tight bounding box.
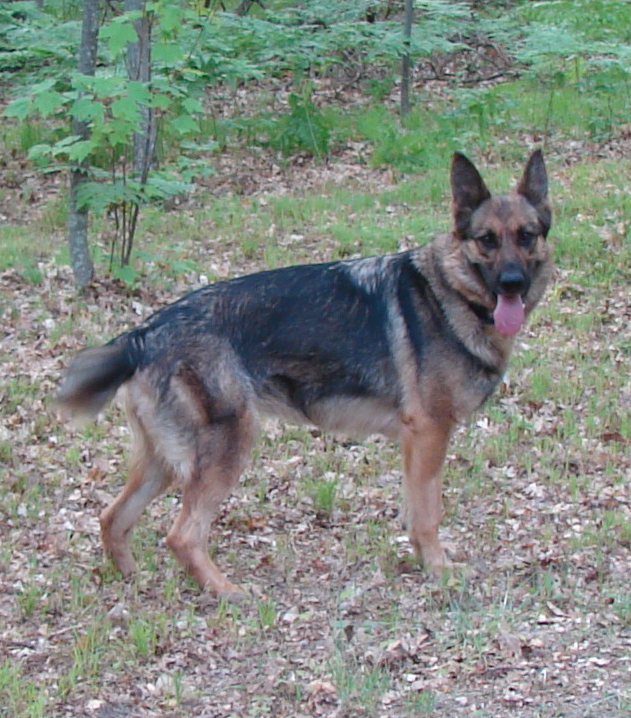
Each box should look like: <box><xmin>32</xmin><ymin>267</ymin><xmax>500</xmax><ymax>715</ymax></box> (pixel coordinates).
<box><xmin>493</xmin><ymin>294</ymin><xmax>525</xmax><ymax>336</ymax></box>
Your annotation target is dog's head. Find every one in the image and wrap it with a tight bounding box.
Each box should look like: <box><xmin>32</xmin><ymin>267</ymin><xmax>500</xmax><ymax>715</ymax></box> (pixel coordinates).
<box><xmin>449</xmin><ymin>150</ymin><xmax>552</xmax><ymax>336</ymax></box>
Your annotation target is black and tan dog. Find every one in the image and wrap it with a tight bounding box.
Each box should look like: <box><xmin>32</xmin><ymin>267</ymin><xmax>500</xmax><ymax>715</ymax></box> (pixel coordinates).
<box><xmin>56</xmin><ymin>151</ymin><xmax>553</xmax><ymax>599</ymax></box>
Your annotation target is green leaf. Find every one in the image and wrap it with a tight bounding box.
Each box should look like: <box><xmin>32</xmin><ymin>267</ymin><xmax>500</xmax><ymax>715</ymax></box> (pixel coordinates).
<box><xmin>104</xmin><ymin>116</ymin><xmax>136</xmax><ymax>145</ymax></box>
<box><xmin>126</xmin><ymin>81</ymin><xmax>153</xmax><ymax>106</ymax></box>
<box><xmin>70</xmin><ymin>97</ymin><xmax>105</xmax><ymax>123</ymax></box>
<box><xmin>112</xmin><ymin>264</ymin><xmax>140</xmax><ymax>285</ymax></box>
<box><xmin>150</xmin><ymin>93</ymin><xmax>172</xmax><ymax>110</ymax></box>
<box><xmin>170</xmin><ymin>114</ymin><xmax>200</xmax><ymax>135</ymax></box>
<box><xmin>83</xmin><ymin>75</ymin><xmax>125</xmax><ymax>98</ymax></box>
<box><xmin>136</xmin><ymin>250</ymin><xmax>159</xmax><ymax>263</ymax></box>
<box><xmin>172</xmin><ymin>260</ymin><xmax>197</xmax><ymax>273</ymax></box>
<box><xmin>26</xmin><ymin>143</ymin><xmax>54</xmax><ymax>163</ymax></box>
<box><xmin>153</xmin><ymin>42</ymin><xmax>184</xmax><ymax>64</ymax></box>
<box><xmin>53</xmin><ymin>134</ymin><xmax>87</xmax><ymax>148</ymax></box>
<box><xmin>61</xmin><ymin>139</ymin><xmax>96</xmax><ymax>163</ymax></box>
<box><xmin>111</xmin><ymin>97</ymin><xmax>141</xmax><ymax>123</ymax></box>
<box><xmin>33</xmin><ymin>90</ymin><xmax>64</xmax><ymax>117</ymax></box>
<box><xmin>156</xmin><ymin>5</ymin><xmax>185</xmax><ymax>33</ymax></box>
<box><xmin>182</xmin><ymin>97</ymin><xmax>203</xmax><ymax>115</ymax></box>
<box><xmin>100</xmin><ymin>20</ymin><xmax>138</xmax><ymax>56</ymax></box>
<box><xmin>3</xmin><ymin>96</ymin><xmax>32</xmax><ymax>121</ymax></box>
<box><xmin>143</xmin><ymin>172</ymin><xmax>192</xmax><ymax>199</ymax></box>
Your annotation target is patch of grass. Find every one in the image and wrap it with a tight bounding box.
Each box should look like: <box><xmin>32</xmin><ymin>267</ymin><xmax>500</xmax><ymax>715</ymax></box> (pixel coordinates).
<box><xmin>0</xmin><ymin>227</ymin><xmax>46</xmax><ymax>281</ymax></box>
<box><xmin>0</xmin><ymin>659</ymin><xmax>47</xmax><ymax>718</ymax></box>
<box><xmin>2</xmin><ymin>376</ymin><xmax>36</xmax><ymax>413</ymax></box>
<box><xmin>127</xmin><ymin>616</ymin><xmax>161</xmax><ymax>658</ymax></box>
<box><xmin>303</xmin><ymin>475</ymin><xmax>338</xmax><ymax>518</ymax></box>
<box><xmin>36</xmin><ymin>196</ymin><xmax>68</xmax><ymax>233</ymax></box>
<box><xmin>610</xmin><ymin>592</ymin><xmax>631</xmax><ymax>626</ymax></box>
<box><xmin>0</xmin><ymin>441</ymin><xmax>13</xmax><ymax>465</ymax></box>
<box><xmin>15</xmin><ymin>580</ymin><xmax>48</xmax><ymax>620</ymax></box>
<box><xmin>256</xmin><ymin>598</ymin><xmax>277</xmax><ymax>631</ymax></box>
<box><xmin>404</xmin><ymin>688</ymin><xmax>436</xmax><ymax>714</ymax></box>
<box><xmin>329</xmin><ymin>653</ymin><xmax>391</xmax><ymax>714</ymax></box>
<box><xmin>553</xmin><ymin>158</ymin><xmax>631</xmax><ymax>285</ymax></box>
<box><xmin>79</xmin><ymin>420</ymin><xmax>116</xmax><ymax>444</ymax></box>
<box><xmin>58</xmin><ymin>619</ymin><xmax>111</xmax><ymax>697</ymax></box>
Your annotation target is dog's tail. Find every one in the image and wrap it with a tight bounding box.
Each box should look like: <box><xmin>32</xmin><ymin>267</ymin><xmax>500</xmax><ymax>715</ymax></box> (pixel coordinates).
<box><xmin>55</xmin><ymin>332</ymin><xmax>144</xmax><ymax>423</ymax></box>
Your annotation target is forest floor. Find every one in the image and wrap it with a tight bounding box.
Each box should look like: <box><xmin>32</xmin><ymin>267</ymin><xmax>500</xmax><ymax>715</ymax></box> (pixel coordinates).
<box><xmin>2</xmin><ymin>121</ymin><xmax>631</xmax><ymax>718</ymax></box>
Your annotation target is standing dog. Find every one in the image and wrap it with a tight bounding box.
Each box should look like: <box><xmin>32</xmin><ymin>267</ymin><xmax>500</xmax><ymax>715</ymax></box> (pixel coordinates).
<box><xmin>56</xmin><ymin>151</ymin><xmax>553</xmax><ymax>599</ymax></box>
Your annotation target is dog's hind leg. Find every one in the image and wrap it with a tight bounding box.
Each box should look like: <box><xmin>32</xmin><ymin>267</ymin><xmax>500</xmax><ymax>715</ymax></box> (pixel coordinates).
<box><xmin>100</xmin><ymin>419</ymin><xmax>173</xmax><ymax>577</ymax></box>
<box><xmin>401</xmin><ymin>412</ymin><xmax>453</xmax><ymax>574</ymax></box>
<box><xmin>165</xmin><ymin>407</ymin><xmax>257</xmax><ymax>601</ymax></box>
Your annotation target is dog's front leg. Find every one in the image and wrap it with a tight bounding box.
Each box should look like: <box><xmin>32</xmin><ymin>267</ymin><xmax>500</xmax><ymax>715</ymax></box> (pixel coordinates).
<box><xmin>401</xmin><ymin>413</ymin><xmax>453</xmax><ymax>573</ymax></box>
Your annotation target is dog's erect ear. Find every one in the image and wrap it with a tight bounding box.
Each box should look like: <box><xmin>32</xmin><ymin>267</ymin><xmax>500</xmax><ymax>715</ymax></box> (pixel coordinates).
<box><xmin>517</xmin><ymin>149</ymin><xmax>551</xmax><ymax>235</ymax></box>
<box><xmin>451</xmin><ymin>152</ymin><xmax>492</xmax><ymax>238</ymax></box>
<box><xmin>517</xmin><ymin>149</ymin><xmax>548</xmax><ymax>206</ymax></box>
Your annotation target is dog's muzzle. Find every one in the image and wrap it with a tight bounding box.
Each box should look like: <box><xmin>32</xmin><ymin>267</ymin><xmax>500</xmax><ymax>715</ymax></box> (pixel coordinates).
<box><xmin>497</xmin><ymin>264</ymin><xmax>529</xmax><ymax>297</ymax></box>
<box><xmin>493</xmin><ymin>264</ymin><xmax>529</xmax><ymax>336</ymax></box>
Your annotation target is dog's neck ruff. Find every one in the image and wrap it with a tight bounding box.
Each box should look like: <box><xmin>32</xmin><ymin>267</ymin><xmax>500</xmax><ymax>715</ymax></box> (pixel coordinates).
<box><xmin>467</xmin><ymin>301</ymin><xmax>494</xmax><ymax>326</ymax></box>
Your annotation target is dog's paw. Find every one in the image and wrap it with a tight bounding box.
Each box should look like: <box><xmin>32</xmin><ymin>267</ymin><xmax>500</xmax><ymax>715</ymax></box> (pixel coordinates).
<box><xmin>419</xmin><ymin>542</ymin><xmax>452</xmax><ymax>576</ymax></box>
<box><xmin>197</xmin><ymin>583</ymin><xmax>250</xmax><ymax>610</ymax></box>
<box><xmin>215</xmin><ymin>585</ymin><xmax>250</xmax><ymax>605</ymax></box>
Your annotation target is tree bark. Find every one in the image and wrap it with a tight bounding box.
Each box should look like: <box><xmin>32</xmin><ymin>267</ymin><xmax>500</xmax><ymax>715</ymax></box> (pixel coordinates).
<box><xmin>235</xmin><ymin>0</ymin><xmax>265</xmax><ymax>16</ymax></box>
<box><xmin>67</xmin><ymin>0</ymin><xmax>99</xmax><ymax>288</ymax></box>
<box><xmin>125</xmin><ymin>0</ymin><xmax>156</xmax><ymax>177</ymax></box>
<box><xmin>401</xmin><ymin>0</ymin><xmax>413</xmax><ymax>117</ymax></box>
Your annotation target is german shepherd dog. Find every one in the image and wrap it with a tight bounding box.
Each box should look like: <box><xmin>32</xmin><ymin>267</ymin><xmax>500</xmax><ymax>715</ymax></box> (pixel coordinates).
<box><xmin>56</xmin><ymin>151</ymin><xmax>552</xmax><ymax>600</ymax></box>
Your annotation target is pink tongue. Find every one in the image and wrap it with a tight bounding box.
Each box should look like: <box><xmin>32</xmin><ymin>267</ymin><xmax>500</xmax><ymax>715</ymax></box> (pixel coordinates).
<box><xmin>493</xmin><ymin>295</ymin><xmax>525</xmax><ymax>336</ymax></box>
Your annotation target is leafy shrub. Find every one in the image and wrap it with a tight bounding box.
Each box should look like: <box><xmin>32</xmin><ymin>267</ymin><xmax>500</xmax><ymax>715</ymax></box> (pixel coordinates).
<box><xmin>265</xmin><ymin>92</ymin><xmax>331</xmax><ymax>156</ymax></box>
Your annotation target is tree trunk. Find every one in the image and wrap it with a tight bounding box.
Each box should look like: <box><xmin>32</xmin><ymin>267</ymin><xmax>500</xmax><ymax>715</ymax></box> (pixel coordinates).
<box><xmin>67</xmin><ymin>0</ymin><xmax>99</xmax><ymax>288</ymax></box>
<box><xmin>117</xmin><ymin>0</ymin><xmax>155</xmax><ymax>266</ymax></box>
<box><xmin>401</xmin><ymin>0</ymin><xmax>413</xmax><ymax>117</ymax></box>
<box><xmin>125</xmin><ymin>0</ymin><xmax>156</xmax><ymax>177</ymax></box>
<box><xmin>235</xmin><ymin>0</ymin><xmax>265</xmax><ymax>16</ymax></box>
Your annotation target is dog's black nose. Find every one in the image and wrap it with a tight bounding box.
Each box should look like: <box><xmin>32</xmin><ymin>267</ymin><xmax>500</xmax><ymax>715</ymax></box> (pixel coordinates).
<box><xmin>498</xmin><ymin>264</ymin><xmax>528</xmax><ymax>296</ymax></box>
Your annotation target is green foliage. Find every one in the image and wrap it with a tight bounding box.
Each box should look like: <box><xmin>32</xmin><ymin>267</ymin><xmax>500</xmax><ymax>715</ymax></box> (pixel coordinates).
<box><xmin>263</xmin><ymin>91</ymin><xmax>331</xmax><ymax>156</ymax></box>
<box><xmin>0</xmin><ymin>1</ymin><xmax>79</xmax><ymax>79</ymax></box>
<box><xmin>3</xmin><ymin>1</ymin><xmax>219</xmax><ymax>268</ymax></box>
<box><xmin>2</xmin><ymin>0</ymin><xmax>631</xmax><ymax>275</ymax></box>
<box><xmin>516</xmin><ymin>0</ymin><xmax>631</xmax><ymax>42</ymax></box>
<box><xmin>192</xmin><ymin>1</ymin><xmax>468</xmax><ymax>79</ymax></box>
<box><xmin>513</xmin><ymin>0</ymin><xmax>631</xmax><ymax>79</ymax></box>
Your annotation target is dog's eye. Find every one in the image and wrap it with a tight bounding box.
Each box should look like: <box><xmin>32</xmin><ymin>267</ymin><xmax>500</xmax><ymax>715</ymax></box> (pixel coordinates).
<box><xmin>476</xmin><ymin>232</ymin><xmax>498</xmax><ymax>250</ymax></box>
<box><xmin>518</xmin><ymin>230</ymin><xmax>538</xmax><ymax>248</ymax></box>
